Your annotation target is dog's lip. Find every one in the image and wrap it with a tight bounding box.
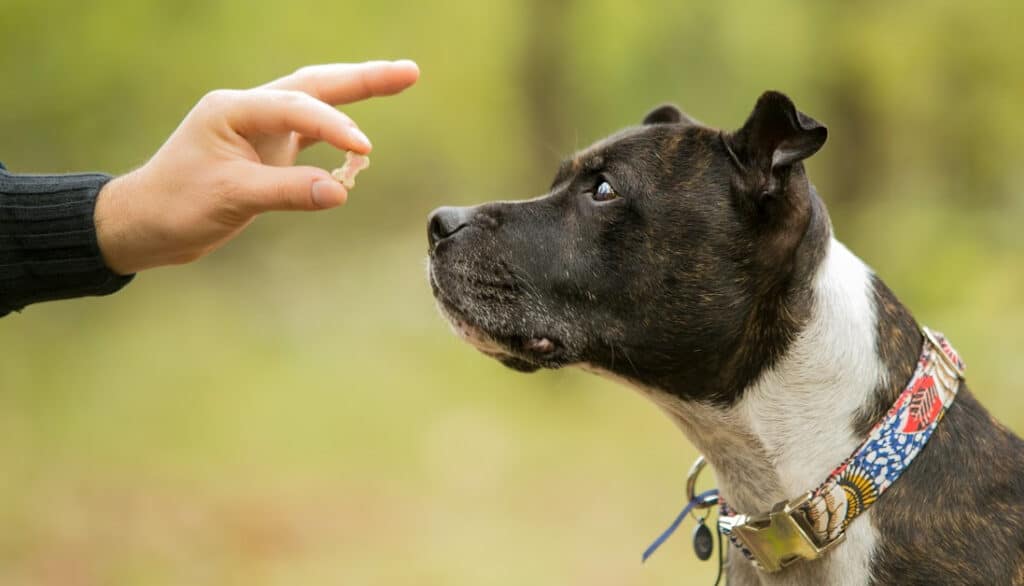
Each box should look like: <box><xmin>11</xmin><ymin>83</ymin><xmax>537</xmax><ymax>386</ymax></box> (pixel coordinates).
<box><xmin>432</xmin><ymin>290</ymin><xmax>564</xmax><ymax>363</ymax></box>
<box><xmin>429</xmin><ymin>262</ymin><xmax>567</xmax><ymax>367</ymax></box>
<box><xmin>514</xmin><ymin>334</ymin><xmax>560</xmax><ymax>355</ymax></box>
<box><xmin>523</xmin><ymin>337</ymin><xmax>556</xmax><ymax>354</ymax></box>
<box><xmin>447</xmin><ymin>315</ymin><xmax>564</xmax><ymax>362</ymax></box>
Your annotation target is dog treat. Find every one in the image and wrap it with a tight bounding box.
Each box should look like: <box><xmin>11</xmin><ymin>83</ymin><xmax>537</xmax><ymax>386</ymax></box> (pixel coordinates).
<box><xmin>331</xmin><ymin>152</ymin><xmax>370</xmax><ymax>189</ymax></box>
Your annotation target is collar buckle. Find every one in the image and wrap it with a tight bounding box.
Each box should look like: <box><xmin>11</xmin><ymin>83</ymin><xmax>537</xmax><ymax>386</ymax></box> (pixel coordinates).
<box><xmin>719</xmin><ymin>492</ymin><xmax>845</xmax><ymax>573</ymax></box>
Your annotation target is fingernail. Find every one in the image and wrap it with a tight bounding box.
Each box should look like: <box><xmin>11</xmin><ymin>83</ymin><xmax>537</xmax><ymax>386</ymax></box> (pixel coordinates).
<box><xmin>353</xmin><ymin>128</ymin><xmax>372</xmax><ymax>151</ymax></box>
<box><xmin>312</xmin><ymin>179</ymin><xmax>342</xmax><ymax>209</ymax></box>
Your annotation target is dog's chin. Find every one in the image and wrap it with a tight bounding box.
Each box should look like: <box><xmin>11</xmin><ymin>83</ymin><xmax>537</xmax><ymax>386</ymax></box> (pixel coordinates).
<box><xmin>437</xmin><ymin>307</ymin><xmax>563</xmax><ymax>373</ymax></box>
<box><xmin>492</xmin><ymin>355</ymin><xmax>542</xmax><ymax>373</ymax></box>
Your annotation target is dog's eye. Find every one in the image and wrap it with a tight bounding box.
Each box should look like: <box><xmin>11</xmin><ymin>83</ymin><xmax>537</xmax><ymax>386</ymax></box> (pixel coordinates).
<box><xmin>592</xmin><ymin>181</ymin><xmax>618</xmax><ymax>202</ymax></box>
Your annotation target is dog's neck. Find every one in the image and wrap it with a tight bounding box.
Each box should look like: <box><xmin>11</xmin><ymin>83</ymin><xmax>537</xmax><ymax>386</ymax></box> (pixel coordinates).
<box><xmin>638</xmin><ymin>238</ymin><xmax>919</xmax><ymax>514</ymax></box>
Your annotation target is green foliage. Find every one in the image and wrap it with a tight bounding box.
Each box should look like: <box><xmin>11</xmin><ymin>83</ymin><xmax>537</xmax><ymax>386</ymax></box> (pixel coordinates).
<box><xmin>0</xmin><ymin>1</ymin><xmax>1021</xmax><ymax>583</ymax></box>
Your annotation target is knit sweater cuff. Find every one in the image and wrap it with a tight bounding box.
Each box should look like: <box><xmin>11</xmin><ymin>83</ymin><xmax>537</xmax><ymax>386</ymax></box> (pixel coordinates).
<box><xmin>0</xmin><ymin>169</ymin><xmax>134</xmax><ymax>315</ymax></box>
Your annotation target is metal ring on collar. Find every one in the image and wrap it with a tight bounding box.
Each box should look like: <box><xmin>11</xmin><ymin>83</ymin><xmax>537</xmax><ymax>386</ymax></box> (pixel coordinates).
<box><xmin>687</xmin><ymin>455</ymin><xmax>720</xmax><ymax>510</ymax></box>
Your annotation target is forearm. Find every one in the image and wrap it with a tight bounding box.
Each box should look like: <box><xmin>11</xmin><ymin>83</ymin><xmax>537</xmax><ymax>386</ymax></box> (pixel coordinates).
<box><xmin>0</xmin><ymin>164</ymin><xmax>133</xmax><ymax>317</ymax></box>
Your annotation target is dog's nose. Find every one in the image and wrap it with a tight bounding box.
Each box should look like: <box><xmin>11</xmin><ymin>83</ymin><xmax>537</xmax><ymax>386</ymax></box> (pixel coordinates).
<box><xmin>427</xmin><ymin>206</ymin><xmax>472</xmax><ymax>249</ymax></box>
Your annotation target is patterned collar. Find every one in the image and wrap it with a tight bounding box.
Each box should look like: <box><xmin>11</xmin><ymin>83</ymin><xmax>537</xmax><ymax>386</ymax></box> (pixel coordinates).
<box><xmin>640</xmin><ymin>328</ymin><xmax>965</xmax><ymax>573</ymax></box>
<box><xmin>715</xmin><ymin>327</ymin><xmax>965</xmax><ymax>572</ymax></box>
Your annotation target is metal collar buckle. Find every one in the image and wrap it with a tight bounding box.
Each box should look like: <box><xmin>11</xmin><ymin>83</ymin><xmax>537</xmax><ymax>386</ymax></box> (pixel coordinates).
<box><xmin>719</xmin><ymin>492</ymin><xmax>845</xmax><ymax>573</ymax></box>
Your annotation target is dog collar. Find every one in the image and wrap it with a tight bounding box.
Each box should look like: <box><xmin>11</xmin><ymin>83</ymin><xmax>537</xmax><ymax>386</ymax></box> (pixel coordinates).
<box><xmin>643</xmin><ymin>327</ymin><xmax>965</xmax><ymax>574</ymax></box>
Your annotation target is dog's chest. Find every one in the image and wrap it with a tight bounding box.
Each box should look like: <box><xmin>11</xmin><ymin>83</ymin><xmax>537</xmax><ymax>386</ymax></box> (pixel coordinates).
<box><xmin>621</xmin><ymin>240</ymin><xmax>886</xmax><ymax>583</ymax></box>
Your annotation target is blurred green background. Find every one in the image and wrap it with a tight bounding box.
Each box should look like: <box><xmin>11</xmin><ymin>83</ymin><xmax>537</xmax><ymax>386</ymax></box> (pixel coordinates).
<box><xmin>1</xmin><ymin>1</ymin><xmax>1022</xmax><ymax>584</ymax></box>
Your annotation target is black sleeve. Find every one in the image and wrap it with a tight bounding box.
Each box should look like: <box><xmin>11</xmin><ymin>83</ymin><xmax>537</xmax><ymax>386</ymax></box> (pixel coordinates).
<box><xmin>0</xmin><ymin>162</ymin><xmax>134</xmax><ymax>317</ymax></box>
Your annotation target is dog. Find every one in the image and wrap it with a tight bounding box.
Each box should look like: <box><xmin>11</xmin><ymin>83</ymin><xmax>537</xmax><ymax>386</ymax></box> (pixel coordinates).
<box><xmin>425</xmin><ymin>91</ymin><xmax>1024</xmax><ymax>585</ymax></box>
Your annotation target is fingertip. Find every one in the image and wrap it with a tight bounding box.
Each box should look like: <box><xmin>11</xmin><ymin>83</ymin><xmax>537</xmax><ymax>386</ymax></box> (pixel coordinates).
<box><xmin>393</xmin><ymin>59</ymin><xmax>420</xmax><ymax>77</ymax></box>
<box><xmin>351</xmin><ymin>127</ymin><xmax>373</xmax><ymax>153</ymax></box>
<box><xmin>345</xmin><ymin>142</ymin><xmax>372</xmax><ymax>156</ymax></box>
<box><xmin>311</xmin><ymin>178</ymin><xmax>348</xmax><ymax>209</ymax></box>
<box><xmin>389</xmin><ymin>59</ymin><xmax>420</xmax><ymax>88</ymax></box>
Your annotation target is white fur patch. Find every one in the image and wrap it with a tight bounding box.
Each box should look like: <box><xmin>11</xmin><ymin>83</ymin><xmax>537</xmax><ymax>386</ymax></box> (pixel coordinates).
<box><xmin>738</xmin><ymin>239</ymin><xmax>885</xmax><ymax>498</ymax></box>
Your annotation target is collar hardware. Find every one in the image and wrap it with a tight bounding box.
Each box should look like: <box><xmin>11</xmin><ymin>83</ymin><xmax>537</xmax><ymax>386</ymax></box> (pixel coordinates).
<box><xmin>718</xmin><ymin>492</ymin><xmax>845</xmax><ymax>572</ymax></box>
<box><xmin>686</xmin><ymin>456</ymin><xmax>720</xmax><ymax>511</ymax></box>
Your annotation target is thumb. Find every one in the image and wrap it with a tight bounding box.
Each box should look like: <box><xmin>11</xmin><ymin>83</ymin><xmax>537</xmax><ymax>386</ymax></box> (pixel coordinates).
<box><xmin>237</xmin><ymin>164</ymin><xmax>348</xmax><ymax>212</ymax></box>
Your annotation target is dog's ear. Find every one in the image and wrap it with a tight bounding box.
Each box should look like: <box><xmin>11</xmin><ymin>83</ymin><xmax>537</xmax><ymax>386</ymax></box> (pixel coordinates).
<box><xmin>727</xmin><ymin>91</ymin><xmax>827</xmax><ymax>196</ymax></box>
<box><xmin>643</xmin><ymin>104</ymin><xmax>697</xmax><ymax>126</ymax></box>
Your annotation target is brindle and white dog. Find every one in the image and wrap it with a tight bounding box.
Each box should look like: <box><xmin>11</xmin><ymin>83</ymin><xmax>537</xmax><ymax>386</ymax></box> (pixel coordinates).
<box><xmin>425</xmin><ymin>92</ymin><xmax>1024</xmax><ymax>585</ymax></box>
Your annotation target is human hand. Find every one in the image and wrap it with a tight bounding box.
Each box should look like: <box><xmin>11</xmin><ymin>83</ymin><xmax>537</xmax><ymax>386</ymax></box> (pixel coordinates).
<box><xmin>94</xmin><ymin>60</ymin><xmax>420</xmax><ymax>275</ymax></box>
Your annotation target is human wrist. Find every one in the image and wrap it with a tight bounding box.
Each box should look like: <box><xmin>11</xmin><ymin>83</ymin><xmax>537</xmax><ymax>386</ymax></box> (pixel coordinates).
<box><xmin>94</xmin><ymin>171</ymin><xmax>141</xmax><ymax>275</ymax></box>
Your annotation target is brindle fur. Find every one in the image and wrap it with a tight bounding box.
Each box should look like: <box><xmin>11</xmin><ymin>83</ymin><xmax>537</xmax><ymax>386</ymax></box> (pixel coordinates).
<box><xmin>427</xmin><ymin>91</ymin><xmax>1024</xmax><ymax>584</ymax></box>
<box><xmin>859</xmin><ymin>279</ymin><xmax>1024</xmax><ymax>584</ymax></box>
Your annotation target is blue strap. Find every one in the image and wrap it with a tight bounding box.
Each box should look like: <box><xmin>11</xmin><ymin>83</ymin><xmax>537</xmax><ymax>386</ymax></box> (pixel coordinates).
<box><xmin>642</xmin><ymin>488</ymin><xmax>720</xmax><ymax>562</ymax></box>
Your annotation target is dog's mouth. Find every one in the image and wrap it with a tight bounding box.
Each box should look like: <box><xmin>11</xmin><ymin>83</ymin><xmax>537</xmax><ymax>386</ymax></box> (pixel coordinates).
<box><xmin>429</xmin><ymin>264</ymin><xmax>565</xmax><ymax>372</ymax></box>
<box><xmin>445</xmin><ymin>314</ymin><xmax>563</xmax><ymax>372</ymax></box>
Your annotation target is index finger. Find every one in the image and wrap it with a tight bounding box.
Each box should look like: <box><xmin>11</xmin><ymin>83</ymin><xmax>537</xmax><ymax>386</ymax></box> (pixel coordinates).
<box><xmin>262</xmin><ymin>60</ymin><xmax>420</xmax><ymax>106</ymax></box>
<box><xmin>224</xmin><ymin>89</ymin><xmax>373</xmax><ymax>154</ymax></box>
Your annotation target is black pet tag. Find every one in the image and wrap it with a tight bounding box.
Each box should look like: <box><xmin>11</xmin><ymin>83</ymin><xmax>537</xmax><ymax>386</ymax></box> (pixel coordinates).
<box><xmin>692</xmin><ymin>518</ymin><xmax>714</xmax><ymax>561</ymax></box>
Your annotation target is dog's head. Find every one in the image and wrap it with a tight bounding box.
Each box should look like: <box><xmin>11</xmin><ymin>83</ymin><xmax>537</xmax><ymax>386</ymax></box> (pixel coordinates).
<box><xmin>427</xmin><ymin>91</ymin><xmax>830</xmax><ymax>403</ymax></box>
